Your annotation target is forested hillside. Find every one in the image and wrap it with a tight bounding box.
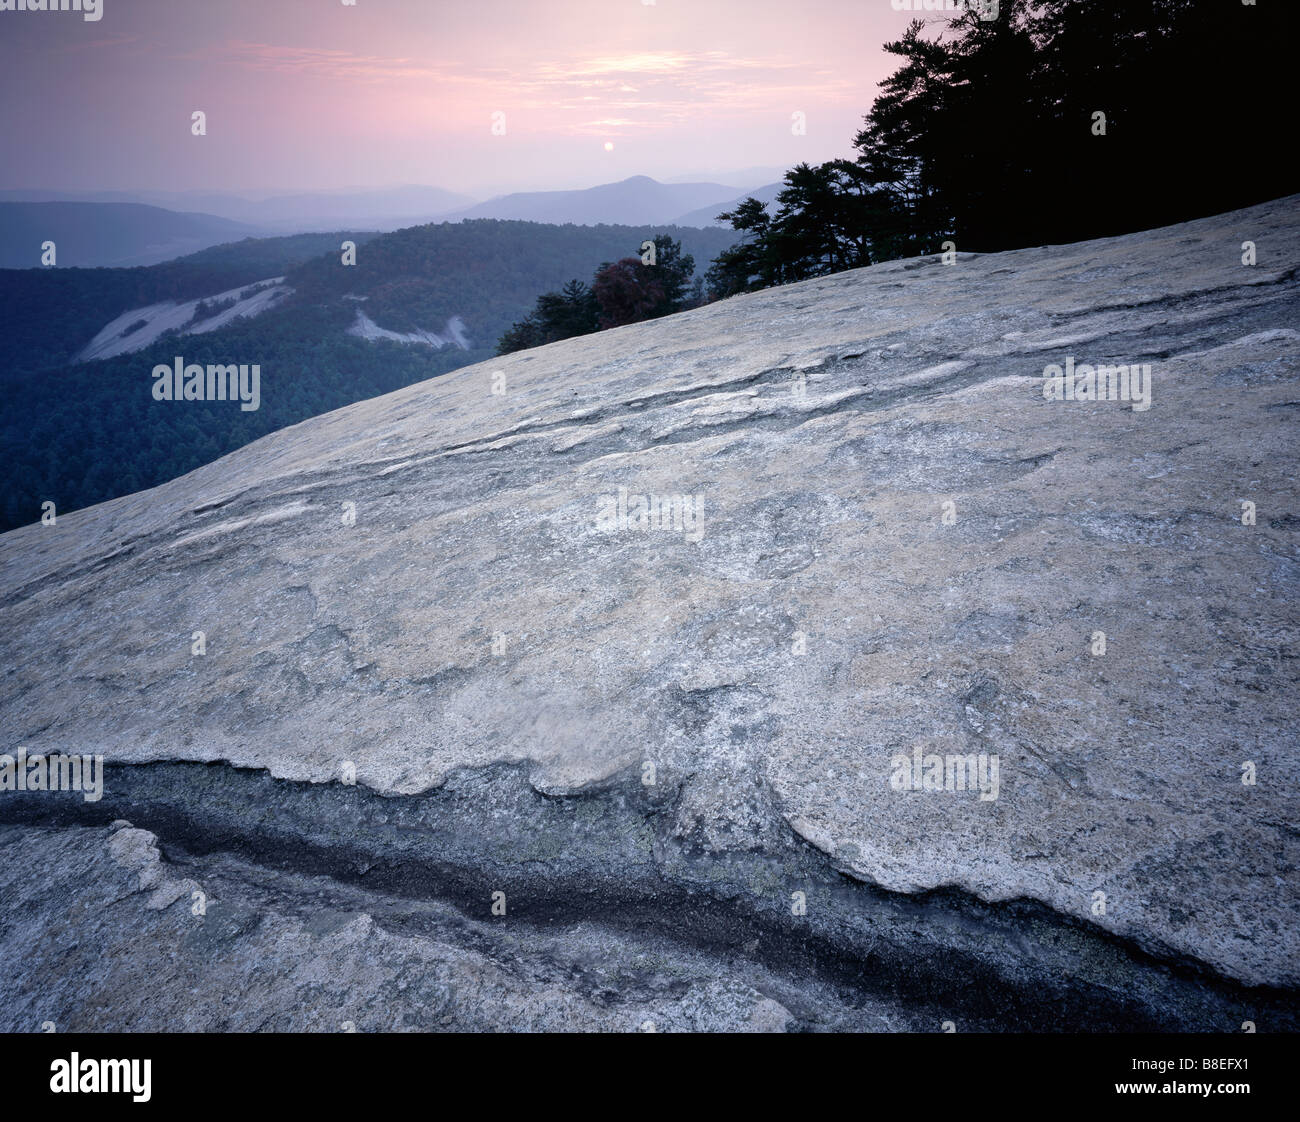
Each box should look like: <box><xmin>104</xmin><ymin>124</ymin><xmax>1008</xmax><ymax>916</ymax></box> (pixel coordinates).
<box><xmin>0</xmin><ymin>220</ymin><xmax>736</xmax><ymax>531</ymax></box>
<box><xmin>0</xmin><ymin>230</ymin><xmax>382</xmax><ymax>374</ymax></box>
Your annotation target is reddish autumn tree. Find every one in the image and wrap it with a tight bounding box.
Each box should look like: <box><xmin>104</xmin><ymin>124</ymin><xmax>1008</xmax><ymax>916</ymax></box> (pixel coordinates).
<box><xmin>591</xmin><ymin>258</ymin><xmax>666</xmax><ymax>330</ymax></box>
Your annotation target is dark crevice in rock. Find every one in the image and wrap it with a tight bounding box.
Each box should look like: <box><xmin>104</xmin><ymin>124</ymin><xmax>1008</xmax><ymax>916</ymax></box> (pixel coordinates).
<box><xmin>3</xmin><ymin>759</ymin><xmax>1296</xmax><ymax>1032</ymax></box>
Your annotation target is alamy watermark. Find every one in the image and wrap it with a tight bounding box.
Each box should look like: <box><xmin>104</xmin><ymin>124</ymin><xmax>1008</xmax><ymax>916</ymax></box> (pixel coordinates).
<box><xmin>891</xmin><ymin>0</ymin><xmax>999</xmax><ymax>20</ymax></box>
<box><xmin>0</xmin><ymin>749</ymin><xmax>104</xmax><ymax>802</ymax></box>
<box><xmin>1042</xmin><ymin>358</ymin><xmax>1152</xmax><ymax>412</ymax></box>
<box><xmin>50</xmin><ymin>1054</ymin><xmax>150</xmax><ymax>1102</ymax></box>
<box><xmin>890</xmin><ymin>747</ymin><xmax>1000</xmax><ymax>801</ymax></box>
<box><xmin>0</xmin><ymin>0</ymin><xmax>102</xmax><ymax>20</ymax></box>
<box><xmin>152</xmin><ymin>357</ymin><xmax>260</xmax><ymax>411</ymax></box>
<box><xmin>596</xmin><ymin>486</ymin><xmax>703</xmax><ymax>542</ymax></box>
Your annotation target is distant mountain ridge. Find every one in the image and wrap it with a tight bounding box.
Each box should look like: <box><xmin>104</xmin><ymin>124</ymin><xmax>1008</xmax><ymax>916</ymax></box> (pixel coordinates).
<box><xmin>444</xmin><ymin>176</ymin><xmax>745</xmax><ymax>227</ymax></box>
<box><xmin>0</xmin><ymin>178</ymin><xmax>754</xmax><ymax>260</ymax></box>
<box><xmin>0</xmin><ymin>202</ymin><xmax>259</xmax><ymax>268</ymax></box>
<box><xmin>673</xmin><ymin>182</ymin><xmax>785</xmax><ymax>227</ymax></box>
<box><xmin>0</xmin><ymin>187</ymin><xmax>474</xmax><ymax>234</ymax></box>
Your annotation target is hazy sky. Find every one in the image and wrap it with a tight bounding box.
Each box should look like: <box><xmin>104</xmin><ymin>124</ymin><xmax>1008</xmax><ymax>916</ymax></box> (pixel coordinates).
<box><xmin>2</xmin><ymin>0</ymin><xmax>921</xmax><ymax>198</ymax></box>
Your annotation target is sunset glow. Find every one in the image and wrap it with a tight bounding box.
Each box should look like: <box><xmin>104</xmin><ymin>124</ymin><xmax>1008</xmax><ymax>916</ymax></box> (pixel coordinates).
<box><xmin>0</xmin><ymin>0</ymin><xmax>906</xmax><ymax>195</ymax></box>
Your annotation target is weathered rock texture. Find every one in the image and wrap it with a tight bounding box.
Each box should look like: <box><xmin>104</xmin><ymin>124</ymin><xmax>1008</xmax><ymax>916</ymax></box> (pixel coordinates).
<box><xmin>2</xmin><ymin>196</ymin><xmax>1298</xmax><ymax>1031</ymax></box>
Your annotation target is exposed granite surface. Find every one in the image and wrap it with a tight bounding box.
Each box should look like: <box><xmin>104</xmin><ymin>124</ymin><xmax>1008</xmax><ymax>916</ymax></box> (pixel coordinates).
<box><xmin>2</xmin><ymin>197</ymin><xmax>1298</xmax><ymax>1028</ymax></box>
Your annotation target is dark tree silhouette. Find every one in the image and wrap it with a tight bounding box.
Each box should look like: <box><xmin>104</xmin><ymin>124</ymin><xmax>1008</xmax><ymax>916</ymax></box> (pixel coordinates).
<box><xmin>709</xmin><ymin>0</ymin><xmax>1294</xmax><ymax>293</ymax></box>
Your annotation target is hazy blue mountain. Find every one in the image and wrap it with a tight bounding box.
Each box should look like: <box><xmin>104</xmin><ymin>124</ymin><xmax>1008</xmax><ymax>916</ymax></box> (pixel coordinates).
<box><xmin>672</xmin><ymin>182</ymin><xmax>784</xmax><ymax>227</ymax></box>
<box><xmin>0</xmin><ymin>187</ymin><xmax>475</xmax><ymax>234</ymax></box>
<box><xmin>661</xmin><ymin>166</ymin><xmax>787</xmax><ymax>190</ymax></box>
<box><xmin>0</xmin><ymin>202</ymin><xmax>260</xmax><ymax>268</ymax></box>
<box><xmin>445</xmin><ymin>176</ymin><xmax>740</xmax><ymax>226</ymax></box>
<box><xmin>164</xmin><ymin>185</ymin><xmax>477</xmax><ymax>231</ymax></box>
